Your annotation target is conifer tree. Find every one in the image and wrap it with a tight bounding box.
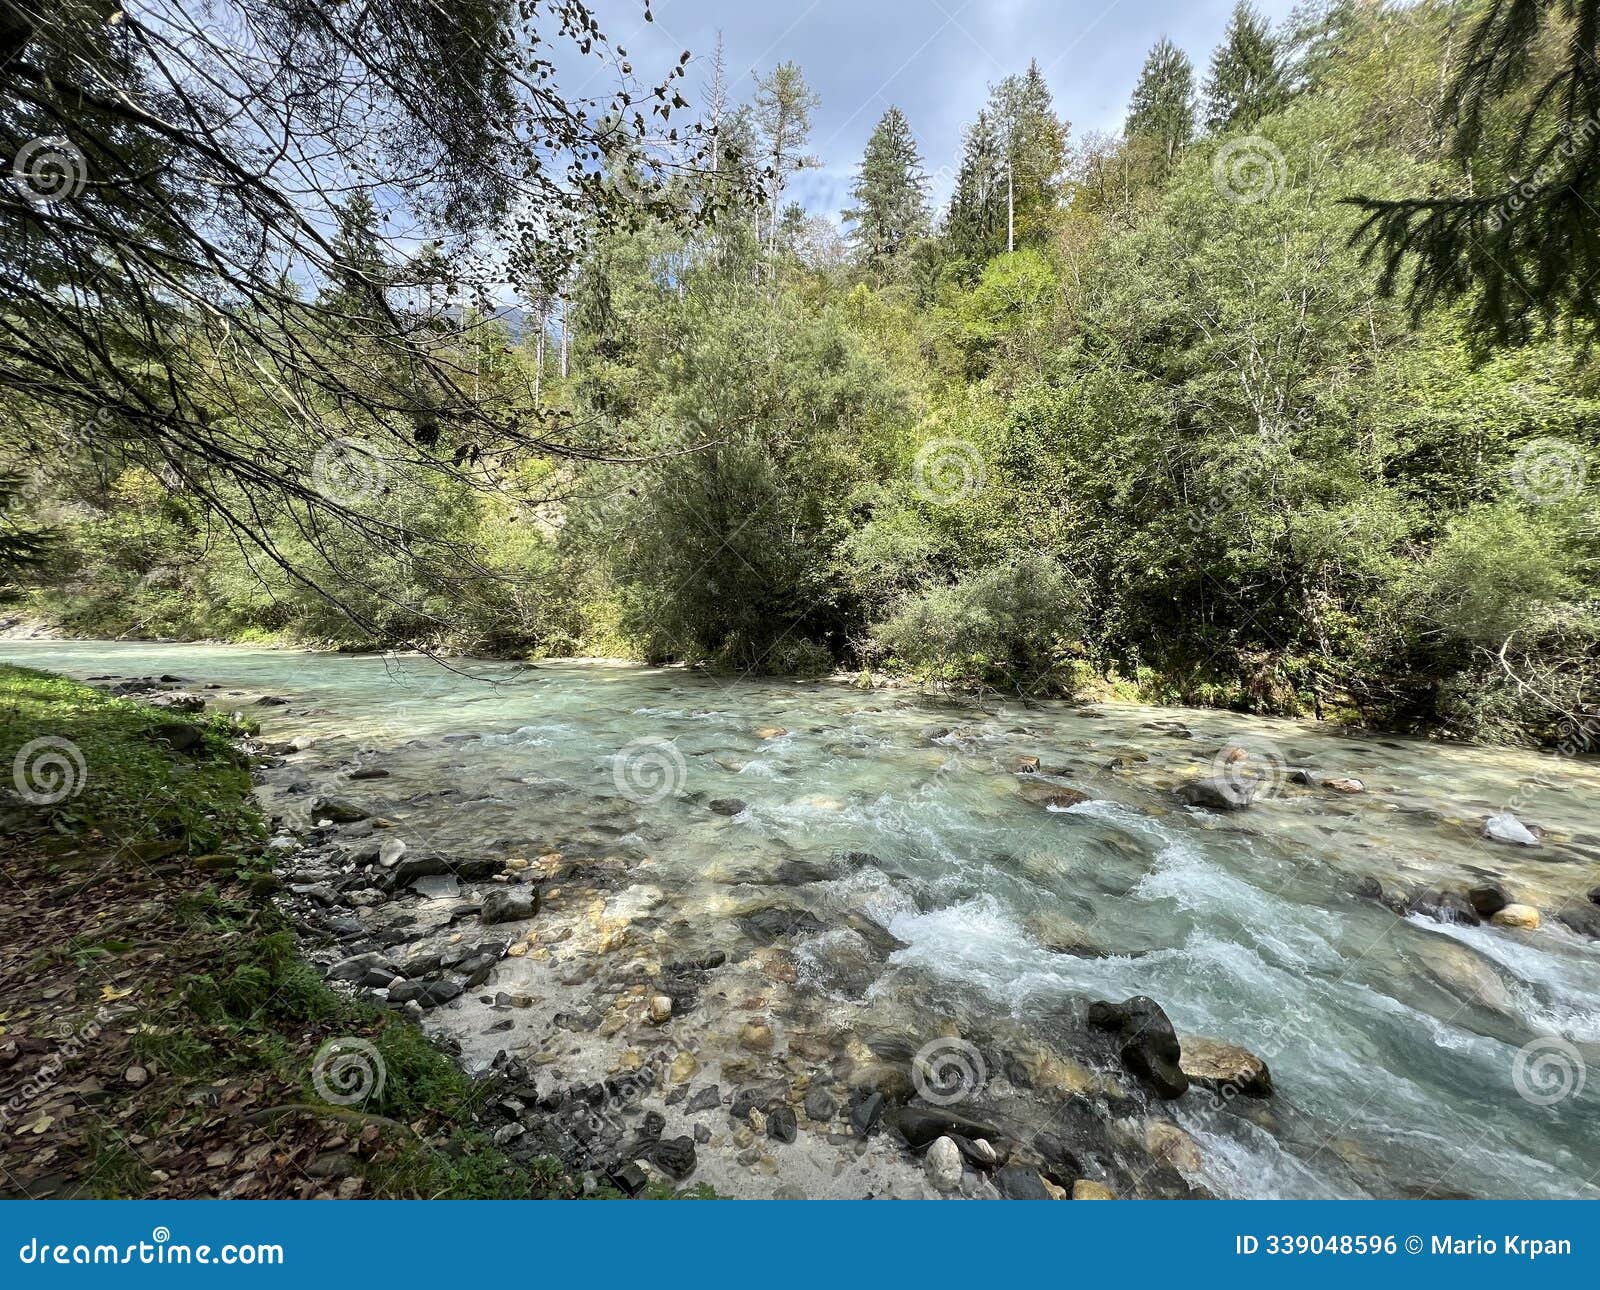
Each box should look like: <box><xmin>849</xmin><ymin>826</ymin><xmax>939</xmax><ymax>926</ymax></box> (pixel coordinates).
<box><xmin>1126</xmin><ymin>37</ymin><xmax>1196</xmax><ymax>167</ymax></box>
<box><xmin>844</xmin><ymin>106</ymin><xmax>930</xmax><ymax>270</ymax></box>
<box><xmin>1203</xmin><ymin>2</ymin><xmax>1287</xmax><ymax>131</ymax></box>
<box><xmin>753</xmin><ymin>61</ymin><xmax>821</xmax><ymax>249</ymax></box>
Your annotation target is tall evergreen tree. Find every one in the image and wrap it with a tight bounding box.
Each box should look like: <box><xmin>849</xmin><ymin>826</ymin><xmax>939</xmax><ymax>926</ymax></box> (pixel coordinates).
<box><xmin>752</xmin><ymin>61</ymin><xmax>821</xmax><ymax>248</ymax></box>
<box><xmin>945</xmin><ymin>109</ymin><xmax>1006</xmax><ymax>261</ymax></box>
<box><xmin>1203</xmin><ymin>2</ymin><xmax>1287</xmax><ymax>131</ymax></box>
<box><xmin>844</xmin><ymin>107</ymin><xmax>930</xmax><ymax>270</ymax></box>
<box><xmin>1126</xmin><ymin>37</ymin><xmax>1196</xmax><ymax>166</ymax></box>
<box><xmin>945</xmin><ymin>64</ymin><xmax>1069</xmax><ymax>260</ymax></box>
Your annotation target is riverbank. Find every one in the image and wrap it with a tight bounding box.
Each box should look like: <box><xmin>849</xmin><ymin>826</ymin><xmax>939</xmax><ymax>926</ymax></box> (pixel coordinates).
<box><xmin>0</xmin><ymin>665</ymin><xmax>629</xmax><ymax>1199</ymax></box>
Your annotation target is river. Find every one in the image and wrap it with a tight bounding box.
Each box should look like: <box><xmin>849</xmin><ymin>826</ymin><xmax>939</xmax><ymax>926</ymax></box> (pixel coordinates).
<box><xmin>4</xmin><ymin>639</ymin><xmax>1598</xmax><ymax>1199</ymax></box>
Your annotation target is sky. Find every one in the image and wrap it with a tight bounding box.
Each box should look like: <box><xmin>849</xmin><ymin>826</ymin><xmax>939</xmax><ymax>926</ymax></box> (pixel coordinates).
<box><xmin>582</xmin><ymin>0</ymin><xmax>1307</xmax><ymax>220</ymax></box>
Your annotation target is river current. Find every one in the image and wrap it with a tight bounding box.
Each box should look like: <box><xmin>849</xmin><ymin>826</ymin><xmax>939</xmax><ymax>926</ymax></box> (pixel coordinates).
<box><xmin>4</xmin><ymin>640</ymin><xmax>1598</xmax><ymax>1199</ymax></box>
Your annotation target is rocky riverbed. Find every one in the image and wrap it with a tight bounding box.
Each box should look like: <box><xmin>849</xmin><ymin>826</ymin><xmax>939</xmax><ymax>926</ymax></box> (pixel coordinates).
<box><xmin>5</xmin><ymin>641</ymin><xmax>1599</xmax><ymax>1199</ymax></box>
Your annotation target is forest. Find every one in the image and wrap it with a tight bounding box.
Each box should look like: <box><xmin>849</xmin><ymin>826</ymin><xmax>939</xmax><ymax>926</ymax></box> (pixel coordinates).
<box><xmin>3</xmin><ymin>0</ymin><xmax>1598</xmax><ymax>749</ymax></box>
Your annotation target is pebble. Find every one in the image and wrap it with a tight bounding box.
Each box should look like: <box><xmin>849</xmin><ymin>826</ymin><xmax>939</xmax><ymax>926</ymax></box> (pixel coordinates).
<box><xmin>926</xmin><ymin>1135</ymin><xmax>962</xmax><ymax>1191</ymax></box>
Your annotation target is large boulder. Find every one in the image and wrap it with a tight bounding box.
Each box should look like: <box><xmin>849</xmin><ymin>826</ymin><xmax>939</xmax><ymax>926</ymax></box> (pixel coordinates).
<box><xmin>1178</xmin><ymin>1036</ymin><xmax>1273</xmax><ymax>1098</ymax></box>
<box><xmin>313</xmin><ymin>797</ymin><xmax>370</xmax><ymax>824</ymax></box>
<box><xmin>1467</xmin><ymin>884</ymin><xmax>1511</xmax><ymax>918</ymax></box>
<box><xmin>1174</xmin><ymin>777</ymin><xmax>1255</xmax><ymax>811</ymax></box>
<box><xmin>1411</xmin><ymin>890</ymin><xmax>1481</xmax><ymax>927</ymax></box>
<box><xmin>1491</xmin><ymin>904</ymin><xmax>1541</xmax><ymax>930</ymax></box>
<box><xmin>1558</xmin><ymin>904</ymin><xmax>1600</xmax><ymax>940</ymax></box>
<box><xmin>736</xmin><ymin>905</ymin><xmax>825</xmax><ymax>945</ymax></box>
<box><xmin>481</xmin><ymin>887</ymin><xmax>540</xmax><ymax>924</ymax></box>
<box><xmin>1088</xmin><ymin>996</ymin><xmax>1189</xmax><ymax>1099</ymax></box>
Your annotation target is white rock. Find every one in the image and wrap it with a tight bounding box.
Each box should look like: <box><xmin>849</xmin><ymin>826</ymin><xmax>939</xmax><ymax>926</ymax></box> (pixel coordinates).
<box><xmin>1482</xmin><ymin>813</ymin><xmax>1540</xmax><ymax>847</ymax></box>
<box><xmin>378</xmin><ymin>837</ymin><xmax>407</xmax><ymax>867</ymax></box>
<box><xmin>926</xmin><ymin>1135</ymin><xmax>962</xmax><ymax>1192</ymax></box>
<box><xmin>648</xmin><ymin>994</ymin><xmax>673</xmax><ymax>1024</ymax></box>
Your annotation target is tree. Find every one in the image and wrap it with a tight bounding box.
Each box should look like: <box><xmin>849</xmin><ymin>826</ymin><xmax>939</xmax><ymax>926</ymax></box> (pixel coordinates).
<box><xmin>944</xmin><ymin>64</ymin><xmax>1068</xmax><ymax>261</ymax></box>
<box><xmin>1352</xmin><ymin>0</ymin><xmax>1600</xmax><ymax>345</ymax></box>
<box><xmin>1203</xmin><ymin>2</ymin><xmax>1287</xmax><ymax>131</ymax></box>
<box><xmin>752</xmin><ymin>61</ymin><xmax>821</xmax><ymax>249</ymax></box>
<box><xmin>0</xmin><ymin>0</ymin><xmax>699</xmax><ymax>630</ymax></box>
<box><xmin>844</xmin><ymin>107</ymin><xmax>929</xmax><ymax>271</ymax></box>
<box><xmin>1126</xmin><ymin>37</ymin><xmax>1196</xmax><ymax>167</ymax></box>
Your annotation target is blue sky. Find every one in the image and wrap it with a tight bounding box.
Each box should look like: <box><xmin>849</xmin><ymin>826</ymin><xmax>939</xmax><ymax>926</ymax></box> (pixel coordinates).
<box><xmin>584</xmin><ymin>0</ymin><xmax>1305</xmax><ymax>219</ymax></box>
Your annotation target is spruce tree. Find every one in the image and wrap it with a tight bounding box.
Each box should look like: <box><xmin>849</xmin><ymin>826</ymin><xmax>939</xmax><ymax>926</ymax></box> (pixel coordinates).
<box><xmin>945</xmin><ymin>109</ymin><xmax>1005</xmax><ymax>261</ymax></box>
<box><xmin>844</xmin><ymin>107</ymin><xmax>930</xmax><ymax>270</ymax></box>
<box><xmin>1203</xmin><ymin>2</ymin><xmax>1286</xmax><ymax>131</ymax></box>
<box><xmin>1126</xmin><ymin>37</ymin><xmax>1196</xmax><ymax>167</ymax></box>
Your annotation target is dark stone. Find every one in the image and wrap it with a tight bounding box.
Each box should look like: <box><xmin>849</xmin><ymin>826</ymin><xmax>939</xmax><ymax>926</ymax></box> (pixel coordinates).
<box><xmin>729</xmin><ymin>1087</ymin><xmax>765</xmax><ymax>1120</ymax></box>
<box><xmin>1589</xmin><ymin>886</ymin><xmax>1600</xmax><ymax>907</ymax></box>
<box><xmin>766</xmin><ymin>1105</ymin><xmax>798</xmax><ymax>1143</ymax></box>
<box><xmin>327</xmin><ymin>951</ymin><xmax>396</xmax><ymax>983</ymax></box>
<box><xmin>708</xmin><ymin>798</ymin><xmax>747</xmax><ymax>816</ymax></box>
<box><xmin>150</xmin><ymin>721</ymin><xmax>203</xmax><ymax>752</ymax></box>
<box><xmin>686</xmin><ymin>1085</ymin><xmax>722</xmax><ymax>1114</ymax></box>
<box><xmin>483</xmin><ymin>1019</ymin><xmax>513</xmax><ymax>1034</ymax></box>
<box><xmin>892</xmin><ymin>1105</ymin><xmax>1001</xmax><ymax>1151</ymax></box>
<box><xmin>953</xmin><ymin>1134</ymin><xmax>1006</xmax><ymax>1169</ymax></box>
<box><xmin>849</xmin><ymin>1090</ymin><xmax>886</xmax><ymax>1137</ymax></box>
<box><xmin>608</xmin><ymin>1161</ymin><xmax>649</xmax><ymax>1195</ymax></box>
<box><xmin>481</xmin><ymin>888</ymin><xmax>540</xmax><ymax>924</ymax></box>
<box><xmin>1411</xmin><ymin>890</ymin><xmax>1481</xmax><ymax>927</ymax></box>
<box><xmin>1353</xmin><ymin>875</ymin><xmax>1384</xmax><ymax>902</ymax></box>
<box><xmin>994</xmin><ymin>1165</ymin><xmax>1051</xmax><ymax>1200</ymax></box>
<box><xmin>419</xmin><ymin>980</ymin><xmax>463</xmax><ymax>1008</ymax></box>
<box><xmin>1032</xmin><ymin>1131</ymin><xmax>1082</xmax><ymax>1175</ymax></box>
<box><xmin>1088</xmin><ymin>995</ymin><xmax>1189</xmax><ymax>1099</ymax></box>
<box><xmin>1174</xmin><ymin>777</ymin><xmax>1255</xmax><ymax>811</ymax></box>
<box><xmin>640</xmin><ymin>1111</ymin><xmax>666</xmax><ymax>1141</ymax></box>
<box><xmin>803</xmin><ymin>1088</ymin><xmax>836</xmax><ymax>1122</ymax></box>
<box><xmin>315</xmin><ymin>797</ymin><xmax>370</xmax><ymax>824</ymax></box>
<box><xmin>692</xmin><ymin>1123</ymin><xmax>711</xmax><ymax>1145</ymax></box>
<box><xmin>400</xmin><ymin>952</ymin><xmax>443</xmax><ymax>978</ymax></box>
<box><xmin>736</xmin><ymin>905</ymin><xmax>825</xmax><ymax>945</ymax></box>
<box><xmin>386</xmin><ymin>853</ymin><xmax>505</xmax><ymax>889</ymax></box>
<box><xmin>1559</xmin><ymin>904</ymin><xmax>1600</xmax><ymax>940</ymax></box>
<box><xmin>1468</xmin><ymin>885</ymin><xmax>1511</xmax><ymax>918</ymax></box>
<box><xmin>348</xmin><ymin>767</ymin><xmax>390</xmax><ymax>780</ymax></box>
<box><xmin>256</xmin><ymin>695</ymin><xmax>290</xmax><ymax>706</ymax></box>
<box><xmin>387</xmin><ymin>980</ymin><xmax>423</xmax><ymax>1003</ymax></box>
<box><xmin>650</xmin><ymin>1135</ymin><xmax>697</xmax><ymax>1180</ymax></box>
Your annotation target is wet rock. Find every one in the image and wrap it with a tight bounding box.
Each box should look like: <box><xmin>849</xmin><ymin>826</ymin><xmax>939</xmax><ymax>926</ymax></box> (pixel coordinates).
<box><xmin>1088</xmin><ymin>996</ymin><xmax>1189</xmax><ymax>1099</ymax></box>
<box><xmin>926</xmin><ymin>1136</ymin><xmax>962</xmax><ymax>1191</ymax></box>
<box><xmin>766</xmin><ymin>1105</ymin><xmax>798</xmax><ymax>1143</ymax></box>
<box><xmin>481</xmin><ymin>888</ymin><xmax>540</xmax><ymax>924</ymax></box>
<box><xmin>1179</xmin><ymin>1036</ymin><xmax>1272</xmax><ymax>1098</ymax></box>
<box><xmin>958</xmin><ymin>1136</ymin><xmax>1002</xmax><ymax>1168</ymax></box>
<box><xmin>708</xmin><ymin>798</ymin><xmax>747</xmax><ymax>816</ymax></box>
<box><xmin>651</xmin><ymin>1135</ymin><xmax>697</xmax><ymax>1180</ymax></box>
<box><xmin>149</xmin><ymin>691</ymin><xmax>206</xmax><ymax>713</ymax></box>
<box><xmin>803</xmin><ymin>1088</ymin><xmax>836</xmax><ymax>1122</ymax></box>
<box><xmin>756</xmin><ymin>726</ymin><xmax>788</xmax><ymax>739</ymax></box>
<box><xmin>1174</xmin><ymin>777</ymin><xmax>1254</xmax><ymax>811</ymax></box>
<box><xmin>386</xmin><ymin>853</ymin><xmax>502</xmax><ymax>888</ymax></box>
<box><xmin>1014</xmin><ymin>756</ymin><xmax>1041</xmax><ymax>774</ymax></box>
<box><xmin>314</xmin><ymin>797</ymin><xmax>370</xmax><ymax>824</ymax></box>
<box><xmin>1468</xmin><ymin>885</ymin><xmax>1511</xmax><ymax>918</ymax></box>
<box><xmin>327</xmin><ymin>951</ymin><xmax>397</xmax><ymax>983</ymax></box>
<box><xmin>1019</xmin><ymin>779</ymin><xmax>1092</xmax><ymax>809</ymax></box>
<box><xmin>1558</xmin><ymin>905</ymin><xmax>1600</xmax><ymax>940</ymax></box>
<box><xmin>849</xmin><ymin>1090</ymin><xmax>885</xmax><ymax>1137</ymax></box>
<box><xmin>738</xmin><ymin>1022</ymin><xmax>774</xmax><ymax>1053</ymax></box>
<box><xmin>256</xmin><ymin>695</ymin><xmax>290</xmax><ymax>707</ymax></box>
<box><xmin>1491</xmin><ymin>904</ymin><xmax>1540</xmax><ymax>930</ymax></box>
<box><xmin>1411</xmin><ymin>889</ymin><xmax>1481</xmax><ymax>927</ymax></box>
<box><xmin>892</xmin><ymin>1106</ymin><xmax>1001</xmax><ymax>1151</ymax></box>
<box><xmin>1482</xmin><ymin>813</ymin><xmax>1540</xmax><ymax>847</ymax></box>
<box><xmin>1321</xmin><ymin>777</ymin><xmax>1365</xmax><ymax>794</ymax></box>
<box><xmin>736</xmin><ymin>905</ymin><xmax>825</xmax><ymax>945</ymax></box>
<box><xmin>419</xmin><ymin>980</ymin><xmax>464</xmax><ymax>1008</ymax></box>
<box><xmin>994</xmin><ymin>1165</ymin><xmax>1051</xmax><ymax>1200</ymax></box>
<box><xmin>1146</xmin><ymin>1121</ymin><xmax>1202</xmax><ymax>1173</ymax></box>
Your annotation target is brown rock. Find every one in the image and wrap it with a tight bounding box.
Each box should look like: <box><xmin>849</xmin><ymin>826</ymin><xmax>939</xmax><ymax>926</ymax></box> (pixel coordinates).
<box><xmin>1179</xmin><ymin>1036</ymin><xmax>1273</xmax><ymax>1098</ymax></box>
